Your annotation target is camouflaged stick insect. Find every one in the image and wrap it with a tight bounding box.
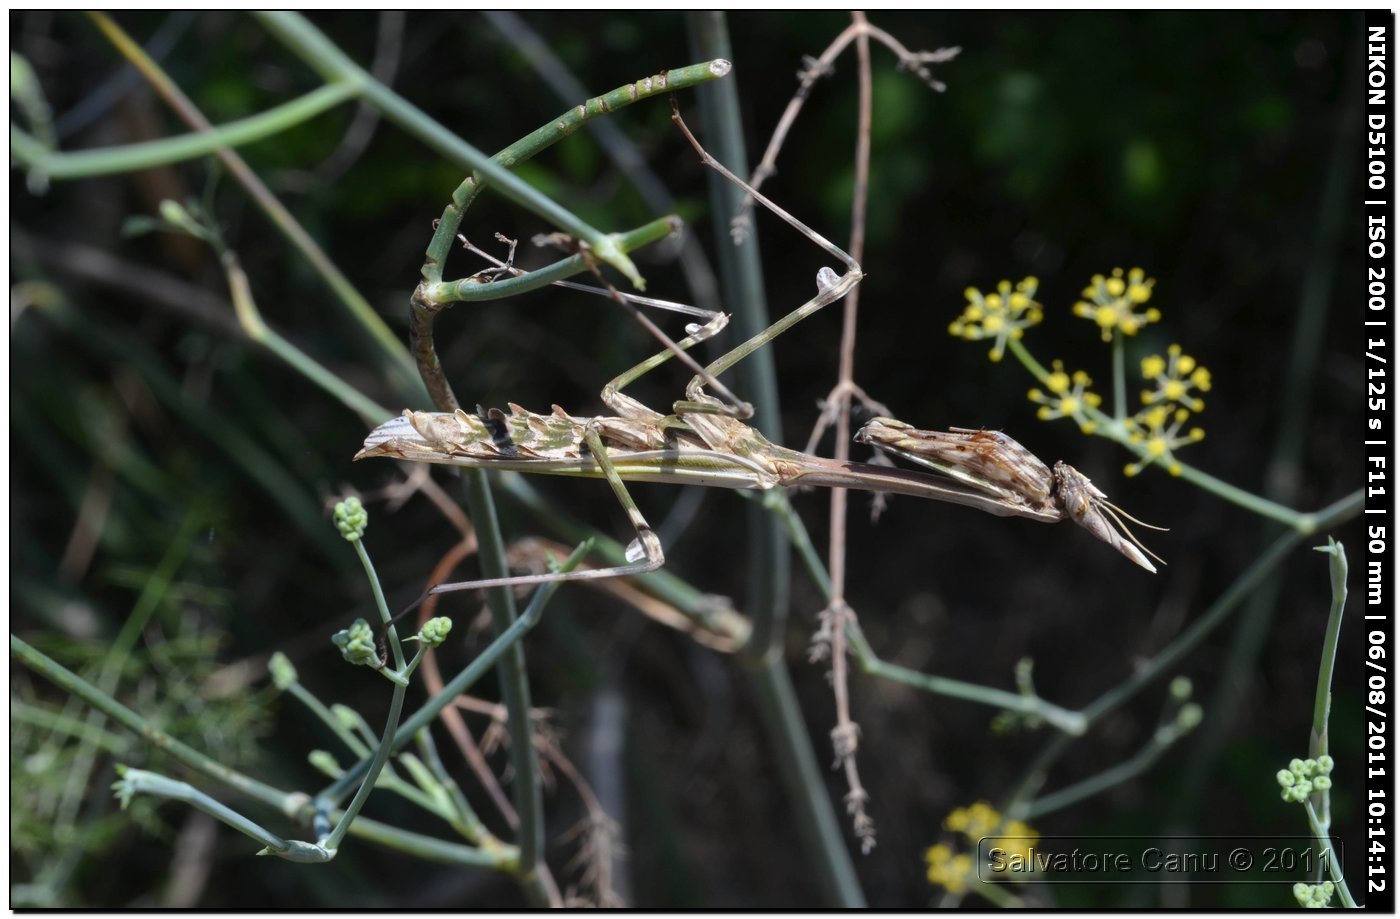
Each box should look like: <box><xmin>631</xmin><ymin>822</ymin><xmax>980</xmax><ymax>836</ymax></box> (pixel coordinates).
<box><xmin>358</xmin><ymin>101</ymin><xmax>1160</xmax><ymax>615</ymax></box>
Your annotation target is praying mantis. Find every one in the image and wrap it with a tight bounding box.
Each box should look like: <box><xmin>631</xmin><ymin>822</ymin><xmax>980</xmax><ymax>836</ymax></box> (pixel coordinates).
<box><xmin>357</xmin><ymin>100</ymin><xmax>1163</xmax><ymax>610</ymax></box>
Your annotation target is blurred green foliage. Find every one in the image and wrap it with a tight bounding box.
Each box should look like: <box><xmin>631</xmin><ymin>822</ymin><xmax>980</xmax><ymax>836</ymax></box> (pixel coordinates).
<box><xmin>10</xmin><ymin>10</ymin><xmax>1367</xmax><ymax>908</ymax></box>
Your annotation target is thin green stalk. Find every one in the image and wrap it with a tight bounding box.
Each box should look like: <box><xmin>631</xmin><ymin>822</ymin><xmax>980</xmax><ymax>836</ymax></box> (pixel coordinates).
<box><xmin>114</xmin><ymin>768</ymin><xmax>332</xmax><ymax>862</ymax></box>
<box><xmin>456</xmin><ymin>468</ymin><xmax>545</xmax><ymax>888</ymax></box>
<box><xmin>290</xmin><ymin>684</ymin><xmax>371</xmax><ymax>757</ymax></box>
<box><xmin>1005</xmin><ymin>336</ymin><xmax>1312</xmax><ymax>531</ymax></box>
<box><xmin>844</xmin><ymin>621</ymin><xmax>1086</xmax><ymax>735</ymax></box>
<box><xmin>481</xmin><ymin>10</ymin><xmax>724</xmax><ymax>317</ymax></box>
<box><xmin>1110</xmin><ymin>329</ymin><xmax>1127</xmax><ymax>421</ymax></box>
<box><xmin>747</xmin><ymin>655</ymin><xmax>867</xmax><ymax>907</ymax></box>
<box><xmin>1081</xmin><ymin>489</ymin><xmax>1358</xmax><ymax>724</ymax></box>
<box><xmin>86</xmin><ymin>11</ymin><xmax>428</xmax><ymax>405</ymax></box>
<box><xmin>316</xmin><ymin>542</ymin><xmax>588</xmax><ymax>799</ymax></box>
<box><xmin>321</xmin><ymin>676</ymin><xmax>408</xmax><ymax>852</ymax></box>
<box><xmin>688</xmin><ymin>12</ymin><xmax>862</xmax><ymax>908</ymax></box>
<box><xmin>10</xmin><ymin>83</ymin><xmax>356</xmax><ymax>180</ymax></box>
<box><xmin>222</xmin><ymin>251</ymin><xmax>393</xmax><ymax>427</ymax></box>
<box><xmin>687</xmin><ymin>12</ymin><xmax>790</xmax><ymax>650</ymax></box>
<box><xmin>1002</xmin><ymin>488</ymin><xmax>1362</xmax><ymax>808</ymax></box>
<box><xmin>1309</xmin><ymin>540</ymin><xmax>1348</xmax><ymax>829</ymax></box>
<box><xmin>425</xmin><ymin>216</ymin><xmax>682</xmax><ymax>305</ymax></box>
<box><xmin>1025</xmin><ymin>715</ymin><xmax>1191</xmax><ymax>819</ymax></box>
<box><xmin>10</xmin><ymin>701</ymin><xmax>132</xmax><ymax>754</ymax></box>
<box><xmin>11</xmin><ymin>634</ymin><xmax>290</xmax><ymax>808</ymax></box>
<box><xmin>1303</xmin><ymin>800</ymin><xmax>1357</xmax><ymax>907</ymax></box>
<box><xmin>1310</xmin><ymin>540</ymin><xmax>1347</xmax><ymax>753</ymax></box>
<box><xmin>420</xmin><ymin>59</ymin><xmax>729</xmax><ymax>289</ymax></box>
<box><xmin>256</xmin><ymin>11</ymin><xmax>668</xmax><ymax>290</ymax></box>
<box><xmin>13</xmin><ymin>635</ymin><xmax>517</xmax><ymax>867</ymax></box>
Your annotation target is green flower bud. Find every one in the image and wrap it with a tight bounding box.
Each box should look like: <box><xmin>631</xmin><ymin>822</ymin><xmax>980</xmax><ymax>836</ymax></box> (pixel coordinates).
<box><xmin>418</xmin><ymin>616</ymin><xmax>453</xmax><ymax>648</ymax></box>
<box><xmin>308</xmin><ymin>750</ymin><xmax>342</xmax><ymax>778</ymax></box>
<box><xmin>333</xmin><ymin>497</ymin><xmax>368</xmax><ymax>542</ymax></box>
<box><xmin>1316</xmin><ymin>754</ymin><xmax>1334</xmax><ymax>774</ymax></box>
<box><xmin>1277</xmin><ymin>769</ymin><xmax>1296</xmax><ymax>787</ymax></box>
<box><xmin>332</xmin><ymin>618</ymin><xmax>380</xmax><ymax>667</ymax></box>
<box><xmin>268</xmin><ymin>652</ymin><xmax>297</xmax><ymax>690</ymax></box>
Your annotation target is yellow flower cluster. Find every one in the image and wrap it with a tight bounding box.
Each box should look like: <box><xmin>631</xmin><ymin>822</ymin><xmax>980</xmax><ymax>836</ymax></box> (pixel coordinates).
<box><xmin>925</xmin><ymin>801</ymin><xmax>1039</xmax><ymax>895</ymax></box>
<box><xmin>1027</xmin><ymin>360</ymin><xmax>1103</xmax><ymax>434</ymax></box>
<box><xmin>1125</xmin><ymin>344</ymin><xmax>1210</xmax><ymax>476</ymax></box>
<box><xmin>948</xmin><ymin>277</ymin><xmax>1043</xmax><ymax>362</ymax></box>
<box><xmin>1072</xmin><ymin>267</ymin><xmax>1161</xmax><ymax>341</ymax></box>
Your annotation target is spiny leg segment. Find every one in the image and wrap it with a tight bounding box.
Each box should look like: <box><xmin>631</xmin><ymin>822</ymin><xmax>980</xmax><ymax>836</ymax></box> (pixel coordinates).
<box><xmin>396</xmin><ymin>98</ymin><xmax>864</xmax><ymax>611</ymax></box>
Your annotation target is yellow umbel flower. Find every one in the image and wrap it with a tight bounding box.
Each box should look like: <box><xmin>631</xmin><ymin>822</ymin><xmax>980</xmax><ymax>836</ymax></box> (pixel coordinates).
<box><xmin>1140</xmin><ymin>344</ymin><xmax>1211</xmax><ymax>413</ymax></box>
<box><xmin>925</xmin><ymin>843</ymin><xmax>974</xmax><ymax>894</ymax></box>
<box><xmin>928</xmin><ymin>802</ymin><xmax>1041</xmax><ymax>894</ymax></box>
<box><xmin>948</xmin><ymin>277</ymin><xmax>1043</xmax><ymax>362</ymax></box>
<box><xmin>1125</xmin><ymin>404</ymin><xmax>1204</xmax><ymax>476</ymax></box>
<box><xmin>1072</xmin><ymin>267</ymin><xmax>1161</xmax><ymax>341</ymax></box>
<box><xmin>1028</xmin><ymin>360</ymin><xmax>1103</xmax><ymax>433</ymax></box>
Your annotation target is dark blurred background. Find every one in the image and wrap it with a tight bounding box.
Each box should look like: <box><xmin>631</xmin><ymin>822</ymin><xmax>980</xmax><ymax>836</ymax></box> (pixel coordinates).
<box><xmin>10</xmin><ymin>11</ymin><xmax>1370</xmax><ymax>908</ymax></box>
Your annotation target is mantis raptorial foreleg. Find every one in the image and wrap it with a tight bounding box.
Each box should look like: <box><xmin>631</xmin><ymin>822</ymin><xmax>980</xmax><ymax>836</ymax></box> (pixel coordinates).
<box><xmin>389</xmin><ymin>98</ymin><xmax>866</xmax><ymax>613</ymax></box>
<box><xmin>397</xmin><ymin>312</ymin><xmax>737</xmax><ymax>616</ymax></box>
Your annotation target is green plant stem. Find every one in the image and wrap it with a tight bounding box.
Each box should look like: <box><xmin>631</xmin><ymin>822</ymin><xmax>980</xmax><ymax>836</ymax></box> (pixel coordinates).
<box><xmin>1111</xmin><ymin>329</ymin><xmax>1127</xmax><ymax>421</ymax></box>
<box><xmin>688</xmin><ymin>12</ymin><xmax>862</xmax><ymax>908</ymax></box>
<box><xmin>256</xmin><ymin>11</ymin><xmax>674</xmax><ymax>291</ymax></box>
<box><xmin>85</xmin><ymin>11</ymin><xmax>427</xmax><ymax>406</ymax></box>
<box><xmin>844</xmin><ymin>620</ymin><xmax>1086</xmax><ymax>735</ymax></box>
<box><xmin>12</xmin><ymin>634</ymin><xmax>516</xmax><ymax>867</ymax></box>
<box><xmin>10</xmin><ymin>83</ymin><xmax>356</xmax><ymax>179</ymax></box>
<box><xmin>456</xmin><ymin>468</ymin><xmax>546</xmax><ymax>895</ymax></box>
<box><xmin>418</xmin><ymin>59</ymin><xmax>728</xmax><ymax>290</ymax></box>
<box><xmin>1310</xmin><ymin>540</ymin><xmax>1348</xmax><ymax>830</ymax></box>
<box><xmin>424</xmin><ymin>217</ymin><xmax>681</xmax><ymax>307</ymax></box>
<box><xmin>321</xmin><ymin>673</ymin><xmax>408</xmax><ymax>852</ymax></box>
<box><xmin>10</xmin><ymin>702</ymin><xmax>131</xmax><ymax>754</ymax></box>
<box><xmin>1024</xmin><ymin>717</ymin><xmax>1190</xmax><ymax>819</ymax></box>
<box><xmin>11</xmin><ymin>633</ymin><xmax>289</xmax><ymax>807</ymax></box>
<box><xmin>481</xmin><ymin>10</ymin><xmax>723</xmax><ymax>317</ymax></box>
<box><xmin>503</xmin><ymin>473</ymin><xmax>753</xmax><ymax>646</ymax></box>
<box><xmin>770</xmin><ymin>488</ymin><xmax>1090</xmax><ymax>734</ymax></box>
<box><xmin>221</xmin><ymin>252</ymin><xmax>392</xmax><ymax>427</ymax></box>
<box><xmin>116</xmin><ymin>768</ymin><xmax>334</xmax><ymax>862</ymax></box>
<box><xmin>1005</xmin><ymin>337</ymin><xmax>1314</xmax><ymax>531</ymax></box>
<box><xmin>747</xmin><ymin>654</ymin><xmax>866</xmax><ymax>905</ymax></box>
<box><xmin>1304</xmin><ymin>799</ymin><xmax>1357</xmax><ymax>907</ymax></box>
<box><xmin>316</xmin><ymin>543</ymin><xmax>588</xmax><ymax>794</ymax></box>
<box><xmin>1002</xmin><ymin>488</ymin><xmax>1362</xmax><ymax>808</ymax></box>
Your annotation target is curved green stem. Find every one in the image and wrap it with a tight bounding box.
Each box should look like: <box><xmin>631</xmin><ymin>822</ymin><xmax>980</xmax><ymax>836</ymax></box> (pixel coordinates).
<box><xmin>11</xmin><ymin>83</ymin><xmax>356</xmax><ymax>180</ymax></box>
<box><xmin>85</xmin><ymin>11</ymin><xmax>427</xmax><ymax>406</ymax></box>
<box><xmin>424</xmin><ymin>216</ymin><xmax>682</xmax><ymax>305</ymax></box>
<box><xmin>256</xmin><ymin>11</ymin><xmax>705</xmax><ymax>290</ymax></box>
